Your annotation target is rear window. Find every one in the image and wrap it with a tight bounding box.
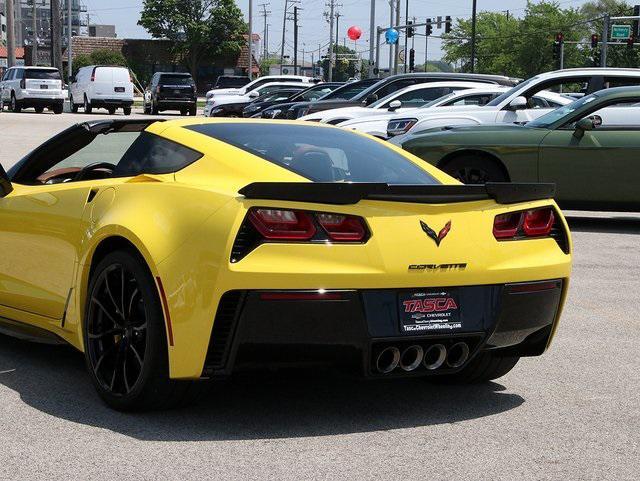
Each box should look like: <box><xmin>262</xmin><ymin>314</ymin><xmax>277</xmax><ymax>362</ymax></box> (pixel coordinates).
<box><xmin>322</xmin><ymin>79</ymin><xmax>378</xmax><ymax>100</ymax></box>
<box><xmin>186</xmin><ymin>123</ymin><xmax>438</xmax><ymax>184</ymax></box>
<box><xmin>160</xmin><ymin>74</ymin><xmax>193</xmax><ymax>85</ymax></box>
<box><xmin>26</xmin><ymin>69</ymin><xmax>61</xmax><ymax>80</ymax></box>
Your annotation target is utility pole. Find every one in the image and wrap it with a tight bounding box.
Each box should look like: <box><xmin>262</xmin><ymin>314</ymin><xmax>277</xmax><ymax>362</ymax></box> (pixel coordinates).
<box><xmin>388</xmin><ymin>0</ymin><xmax>394</xmax><ymax>71</ymax></box>
<box><xmin>6</xmin><ymin>0</ymin><xmax>16</xmax><ymax>67</ymax></box>
<box><xmin>394</xmin><ymin>0</ymin><xmax>400</xmax><ymax>74</ymax></box>
<box><xmin>403</xmin><ymin>0</ymin><xmax>409</xmax><ymax>73</ymax></box>
<box><xmin>601</xmin><ymin>14</ymin><xmax>609</xmax><ymax>67</ymax></box>
<box><xmin>259</xmin><ymin>3</ymin><xmax>271</xmax><ymax>61</ymax></box>
<box><xmin>51</xmin><ymin>0</ymin><xmax>62</xmax><ymax>72</ymax></box>
<box><xmin>293</xmin><ymin>6</ymin><xmax>299</xmax><ymax>75</ymax></box>
<box><xmin>67</xmin><ymin>0</ymin><xmax>72</xmax><ymax>78</ymax></box>
<box><xmin>425</xmin><ymin>18</ymin><xmax>429</xmax><ymax>68</ymax></box>
<box><xmin>248</xmin><ymin>0</ymin><xmax>253</xmax><ymax>79</ymax></box>
<box><xmin>325</xmin><ymin>0</ymin><xmax>337</xmax><ymax>81</ymax></box>
<box><xmin>367</xmin><ymin>0</ymin><xmax>375</xmax><ymax>78</ymax></box>
<box><xmin>470</xmin><ymin>0</ymin><xmax>477</xmax><ymax>72</ymax></box>
<box><xmin>32</xmin><ymin>0</ymin><xmax>38</xmax><ymax>66</ymax></box>
<box><xmin>280</xmin><ymin>0</ymin><xmax>288</xmax><ymax>73</ymax></box>
<box><xmin>335</xmin><ymin>11</ymin><xmax>342</xmax><ymax>63</ymax></box>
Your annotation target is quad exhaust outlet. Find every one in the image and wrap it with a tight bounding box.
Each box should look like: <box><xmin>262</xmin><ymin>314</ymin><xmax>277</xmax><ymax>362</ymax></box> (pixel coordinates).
<box><xmin>374</xmin><ymin>341</ymin><xmax>471</xmax><ymax>374</ymax></box>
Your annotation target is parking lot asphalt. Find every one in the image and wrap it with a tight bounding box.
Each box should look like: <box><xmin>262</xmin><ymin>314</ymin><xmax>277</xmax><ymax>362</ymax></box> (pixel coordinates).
<box><xmin>0</xmin><ymin>111</ymin><xmax>638</xmax><ymax>480</ymax></box>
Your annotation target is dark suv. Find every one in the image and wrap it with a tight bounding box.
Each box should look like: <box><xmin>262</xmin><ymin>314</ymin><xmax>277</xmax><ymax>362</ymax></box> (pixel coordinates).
<box><xmin>286</xmin><ymin>73</ymin><xmax>518</xmax><ymax>119</ymax></box>
<box><xmin>144</xmin><ymin>72</ymin><xmax>197</xmax><ymax>115</ymax></box>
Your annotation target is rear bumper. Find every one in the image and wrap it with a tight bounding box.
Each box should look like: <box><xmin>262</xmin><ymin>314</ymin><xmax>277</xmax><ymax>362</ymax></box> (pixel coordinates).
<box><xmin>90</xmin><ymin>99</ymin><xmax>133</xmax><ymax>108</ymax></box>
<box><xmin>156</xmin><ymin>99</ymin><xmax>197</xmax><ymax>110</ymax></box>
<box><xmin>201</xmin><ymin>280</ymin><xmax>565</xmax><ymax>378</ymax></box>
<box><xmin>16</xmin><ymin>98</ymin><xmax>64</xmax><ymax>108</ymax></box>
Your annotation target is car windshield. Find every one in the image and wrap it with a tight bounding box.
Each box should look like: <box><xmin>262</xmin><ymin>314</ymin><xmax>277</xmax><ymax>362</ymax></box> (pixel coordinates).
<box><xmin>526</xmin><ymin>93</ymin><xmax>600</xmax><ymax>128</ymax></box>
<box><xmin>418</xmin><ymin>92</ymin><xmax>456</xmax><ymax>108</ymax></box>
<box><xmin>294</xmin><ymin>85</ymin><xmax>340</xmax><ymax>101</ymax></box>
<box><xmin>485</xmin><ymin>76</ymin><xmax>539</xmax><ymax>107</ymax></box>
<box><xmin>187</xmin><ymin>123</ymin><xmax>439</xmax><ymax>184</ymax></box>
<box><xmin>369</xmin><ymin>89</ymin><xmax>405</xmax><ymax>108</ymax></box>
<box><xmin>26</xmin><ymin>69</ymin><xmax>61</xmax><ymax>80</ymax></box>
<box><xmin>320</xmin><ymin>80</ymin><xmax>378</xmax><ymax>100</ymax></box>
<box><xmin>160</xmin><ymin>75</ymin><xmax>193</xmax><ymax>85</ymax></box>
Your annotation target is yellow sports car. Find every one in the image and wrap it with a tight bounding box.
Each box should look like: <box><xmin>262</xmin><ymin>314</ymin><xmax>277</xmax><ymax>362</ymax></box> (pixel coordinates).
<box><xmin>0</xmin><ymin>119</ymin><xmax>571</xmax><ymax>410</ymax></box>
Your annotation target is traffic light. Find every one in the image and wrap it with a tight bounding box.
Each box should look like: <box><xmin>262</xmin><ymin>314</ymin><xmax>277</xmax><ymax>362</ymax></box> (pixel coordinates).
<box><xmin>407</xmin><ymin>20</ymin><xmax>414</xmax><ymax>38</ymax></box>
<box><xmin>628</xmin><ymin>35</ymin><xmax>635</xmax><ymax>48</ymax></box>
<box><xmin>409</xmin><ymin>48</ymin><xmax>415</xmax><ymax>71</ymax></box>
<box><xmin>426</xmin><ymin>19</ymin><xmax>432</xmax><ymax>36</ymax></box>
<box><xmin>591</xmin><ymin>34</ymin><xmax>599</xmax><ymax>49</ymax></box>
<box><xmin>445</xmin><ymin>16</ymin><xmax>452</xmax><ymax>34</ymax></box>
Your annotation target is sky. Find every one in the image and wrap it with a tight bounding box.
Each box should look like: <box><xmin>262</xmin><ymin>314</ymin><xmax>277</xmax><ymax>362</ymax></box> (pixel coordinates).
<box><xmin>84</xmin><ymin>0</ymin><xmax>595</xmax><ymax>65</ymax></box>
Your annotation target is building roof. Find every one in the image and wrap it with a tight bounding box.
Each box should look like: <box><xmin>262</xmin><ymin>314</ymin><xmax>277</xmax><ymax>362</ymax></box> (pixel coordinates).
<box><xmin>237</xmin><ymin>36</ymin><xmax>260</xmax><ymax>74</ymax></box>
<box><xmin>0</xmin><ymin>47</ymin><xmax>25</xmax><ymax>59</ymax></box>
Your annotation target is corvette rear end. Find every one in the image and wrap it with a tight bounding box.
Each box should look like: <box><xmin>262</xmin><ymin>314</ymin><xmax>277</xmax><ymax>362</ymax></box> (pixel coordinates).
<box><xmin>159</xmin><ymin>177</ymin><xmax>571</xmax><ymax>382</ymax></box>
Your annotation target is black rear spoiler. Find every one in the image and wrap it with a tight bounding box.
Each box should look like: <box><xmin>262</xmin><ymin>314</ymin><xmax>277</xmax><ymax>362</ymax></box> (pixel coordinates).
<box><xmin>238</xmin><ymin>182</ymin><xmax>555</xmax><ymax>205</ymax></box>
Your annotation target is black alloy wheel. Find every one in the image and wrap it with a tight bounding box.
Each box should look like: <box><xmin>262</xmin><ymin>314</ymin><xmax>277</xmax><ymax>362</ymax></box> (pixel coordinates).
<box><xmin>442</xmin><ymin>155</ymin><xmax>508</xmax><ymax>184</ymax></box>
<box><xmin>86</xmin><ymin>262</ymin><xmax>148</xmax><ymax>397</ymax></box>
<box><xmin>84</xmin><ymin>249</ymin><xmax>203</xmax><ymax>411</ymax></box>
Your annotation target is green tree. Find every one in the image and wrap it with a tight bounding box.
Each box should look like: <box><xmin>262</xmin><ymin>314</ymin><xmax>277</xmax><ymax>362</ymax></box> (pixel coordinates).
<box><xmin>72</xmin><ymin>50</ymin><xmax>127</xmax><ymax>76</ymax></box>
<box><xmin>138</xmin><ymin>0</ymin><xmax>246</xmax><ymax>81</ymax></box>
<box><xmin>321</xmin><ymin>44</ymin><xmax>363</xmax><ymax>81</ymax></box>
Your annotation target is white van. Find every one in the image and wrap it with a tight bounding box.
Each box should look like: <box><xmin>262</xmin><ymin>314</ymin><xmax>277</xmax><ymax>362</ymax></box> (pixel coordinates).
<box><xmin>0</xmin><ymin>66</ymin><xmax>65</xmax><ymax>113</ymax></box>
<box><xmin>69</xmin><ymin>65</ymin><xmax>134</xmax><ymax>115</ymax></box>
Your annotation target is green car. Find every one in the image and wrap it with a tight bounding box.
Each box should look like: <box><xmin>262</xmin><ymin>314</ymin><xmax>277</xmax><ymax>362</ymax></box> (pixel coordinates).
<box><xmin>396</xmin><ymin>86</ymin><xmax>640</xmax><ymax>212</ymax></box>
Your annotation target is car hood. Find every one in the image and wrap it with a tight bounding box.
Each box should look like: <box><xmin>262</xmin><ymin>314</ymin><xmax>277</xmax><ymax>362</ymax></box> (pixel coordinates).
<box><xmin>207</xmin><ymin>87</ymin><xmax>244</xmax><ymax>97</ymax></box>
<box><xmin>397</xmin><ymin>123</ymin><xmax>549</xmax><ymax>147</ymax></box>
<box><xmin>389</xmin><ymin>104</ymin><xmax>490</xmax><ymax>121</ymax></box>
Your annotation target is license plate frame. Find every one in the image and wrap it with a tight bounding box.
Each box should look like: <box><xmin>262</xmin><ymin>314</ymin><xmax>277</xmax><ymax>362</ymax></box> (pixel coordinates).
<box><xmin>398</xmin><ymin>289</ymin><xmax>462</xmax><ymax>334</ymax></box>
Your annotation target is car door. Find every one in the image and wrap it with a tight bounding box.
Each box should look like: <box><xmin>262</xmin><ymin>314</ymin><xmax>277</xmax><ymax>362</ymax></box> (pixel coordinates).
<box><xmin>538</xmin><ymin>102</ymin><xmax>640</xmax><ymax>210</ymax></box>
<box><xmin>0</xmin><ymin>126</ymin><xmax>143</xmax><ymax>320</ymax></box>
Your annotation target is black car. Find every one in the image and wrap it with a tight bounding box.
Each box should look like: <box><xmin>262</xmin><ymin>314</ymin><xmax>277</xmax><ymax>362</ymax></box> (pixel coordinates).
<box><xmin>244</xmin><ymin>82</ymin><xmax>343</xmax><ymax>118</ymax></box>
<box><xmin>144</xmin><ymin>72</ymin><xmax>197</xmax><ymax>115</ymax></box>
<box><xmin>285</xmin><ymin>73</ymin><xmax>518</xmax><ymax>119</ymax></box>
<box><xmin>208</xmin><ymin>85</ymin><xmax>308</xmax><ymax>117</ymax></box>
<box><xmin>261</xmin><ymin>79</ymin><xmax>378</xmax><ymax>119</ymax></box>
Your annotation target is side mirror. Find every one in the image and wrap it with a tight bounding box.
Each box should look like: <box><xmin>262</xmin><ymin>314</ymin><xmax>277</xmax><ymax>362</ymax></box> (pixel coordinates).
<box><xmin>0</xmin><ymin>164</ymin><xmax>13</xmax><ymax>197</ymax></box>
<box><xmin>248</xmin><ymin>91</ymin><xmax>260</xmax><ymax>98</ymax></box>
<box><xmin>69</xmin><ymin>75</ymin><xmax>76</xmax><ymax>83</ymax></box>
<box><xmin>508</xmin><ymin>96</ymin><xmax>528</xmax><ymax>110</ymax></box>
<box><xmin>364</xmin><ymin>94</ymin><xmax>378</xmax><ymax>106</ymax></box>
<box><xmin>388</xmin><ymin>100</ymin><xmax>402</xmax><ymax>111</ymax></box>
<box><xmin>573</xmin><ymin>117</ymin><xmax>595</xmax><ymax>139</ymax></box>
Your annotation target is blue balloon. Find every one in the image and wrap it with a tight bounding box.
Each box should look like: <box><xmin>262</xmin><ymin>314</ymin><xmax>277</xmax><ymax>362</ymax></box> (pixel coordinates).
<box><xmin>385</xmin><ymin>28</ymin><xmax>399</xmax><ymax>44</ymax></box>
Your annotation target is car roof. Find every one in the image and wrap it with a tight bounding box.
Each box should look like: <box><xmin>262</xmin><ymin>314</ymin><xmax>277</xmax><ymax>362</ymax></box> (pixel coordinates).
<box><xmin>391</xmin><ymin>81</ymin><xmax>503</xmax><ymax>93</ymax></box>
<box><xmin>532</xmin><ymin>67</ymin><xmax>640</xmax><ymax>80</ymax></box>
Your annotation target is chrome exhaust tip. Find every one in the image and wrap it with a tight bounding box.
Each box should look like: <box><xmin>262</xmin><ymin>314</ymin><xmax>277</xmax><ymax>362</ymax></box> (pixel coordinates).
<box><xmin>399</xmin><ymin>345</ymin><xmax>424</xmax><ymax>372</ymax></box>
<box><xmin>446</xmin><ymin>342</ymin><xmax>470</xmax><ymax>368</ymax></box>
<box><xmin>375</xmin><ymin>346</ymin><xmax>400</xmax><ymax>373</ymax></box>
<box><xmin>423</xmin><ymin>344</ymin><xmax>447</xmax><ymax>370</ymax></box>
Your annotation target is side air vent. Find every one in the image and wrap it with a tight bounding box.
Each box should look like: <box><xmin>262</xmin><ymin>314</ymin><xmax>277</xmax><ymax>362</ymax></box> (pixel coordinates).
<box><xmin>202</xmin><ymin>291</ymin><xmax>245</xmax><ymax>376</ymax></box>
<box><xmin>230</xmin><ymin>221</ymin><xmax>262</xmax><ymax>263</ymax></box>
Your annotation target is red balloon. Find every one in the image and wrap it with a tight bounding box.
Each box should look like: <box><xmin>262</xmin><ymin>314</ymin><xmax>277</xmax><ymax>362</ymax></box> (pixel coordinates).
<box><xmin>347</xmin><ymin>26</ymin><xmax>362</xmax><ymax>41</ymax></box>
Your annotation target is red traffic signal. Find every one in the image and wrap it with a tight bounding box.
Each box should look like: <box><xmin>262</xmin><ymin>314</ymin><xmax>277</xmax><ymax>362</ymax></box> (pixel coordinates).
<box><xmin>591</xmin><ymin>34</ymin><xmax>599</xmax><ymax>48</ymax></box>
<box><xmin>628</xmin><ymin>35</ymin><xmax>635</xmax><ymax>48</ymax></box>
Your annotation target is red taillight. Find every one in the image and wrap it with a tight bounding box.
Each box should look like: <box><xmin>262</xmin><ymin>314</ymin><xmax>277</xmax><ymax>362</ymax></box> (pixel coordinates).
<box><xmin>248</xmin><ymin>208</ymin><xmax>316</xmax><ymax>240</ymax></box>
<box><xmin>493</xmin><ymin>207</ymin><xmax>557</xmax><ymax>240</ymax></box>
<box><xmin>493</xmin><ymin>212</ymin><xmax>522</xmax><ymax>239</ymax></box>
<box><xmin>156</xmin><ymin>85</ymin><xmax>161</xmax><ymax>94</ymax></box>
<box><xmin>523</xmin><ymin>208</ymin><xmax>555</xmax><ymax>237</ymax></box>
<box><xmin>317</xmin><ymin>213</ymin><xmax>366</xmax><ymax>241</ymax></box>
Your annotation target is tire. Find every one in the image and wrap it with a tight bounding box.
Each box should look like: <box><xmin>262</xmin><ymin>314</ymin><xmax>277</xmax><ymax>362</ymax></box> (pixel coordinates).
<box><xmin>189</xmin><ymin>106</ymin><xmax>197</xmax><ymax>116</ymax></box>
<box><xmin>83</xmin><ymin>249</ymin><xmax>203</xmax><ymax>411</ymax></box>
<box><xmin>150</xmin><ymin>103</ymin><xmax>158</xmax><ymax>115</ymax></box>
<box><xmin>143</xmin><ymin>104</ymin><xmax>150</xmax><ymax>115</ymax></box>
<box><xmin>180</xmin><ymin>109</ymin><xmax>187</xmax><ymax>116</ymax></box>
<box><xmin>123</xmin><ymin>107</ymin><xmax>132</xmax><ymax>116</ymax></box>
<box><xmin>84</xmin><ymin>95</ymin><xmax>92</xmax><ymax>114</ymax></box>
<box><xmin>431</xmin><ymin>352</ymin><xmax>520</xmax><ymax>384</ymax></box>
<box><xmin>107</xmin><ymin>107</ymin><xmax>116</xmax><ymax>115</ymax></box>
<box><xmin>441</xmin><ymin>154</ymin><xmax>508</xmax><ymax>184</ymax></box>
<box><xmin>10</xmin><ymin>93</ymin><xmax>21</xmax><ymax>113</ymax></box>
<box><xmin>70</xmin><ymin>95</ymin><xmax>79</xmax><ymax>113</ymax></box>
<box><xmin>34</xmin><ymin>106</ymin><xmax>44</xmax><ymax>113</ymax></box>
<box><xmin>52</xmin><ymin>104</ymin><xmax>63</xmax><ymax>115</ymax></box>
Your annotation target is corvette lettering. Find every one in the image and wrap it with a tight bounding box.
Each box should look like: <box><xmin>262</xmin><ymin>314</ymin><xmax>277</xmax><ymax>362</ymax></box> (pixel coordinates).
<box><xmin>403</xmin><ymin>297</ymin><xmax>458</xmax><ymax>313</ymax></box>
<box><xmin>408</xmin><ymin>263</ymin><xmax>467</xmax><ymax>271</ymax></box>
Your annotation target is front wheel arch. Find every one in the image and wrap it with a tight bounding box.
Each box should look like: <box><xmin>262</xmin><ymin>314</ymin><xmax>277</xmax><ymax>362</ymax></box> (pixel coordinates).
<box><xmin>438</xmin><ymin>150</ymin><xmax>511</xmax><ymax>183</ymax></box>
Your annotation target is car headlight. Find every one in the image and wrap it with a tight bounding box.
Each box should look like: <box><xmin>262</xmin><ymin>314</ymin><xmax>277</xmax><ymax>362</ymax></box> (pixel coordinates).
<box><xmin>387</xmin><ymin>118</ymin><xmax>418</xmax><ymax>137</ymax></box>
<box><xmin>263</xmin><ymin>109</ymin><xmax>281</xmax><ymax>118</ymax></box>
<box><xmin>296</xmin><ymin>107</ymin><xmax>310</xmax><ymax>118</ymax></box>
